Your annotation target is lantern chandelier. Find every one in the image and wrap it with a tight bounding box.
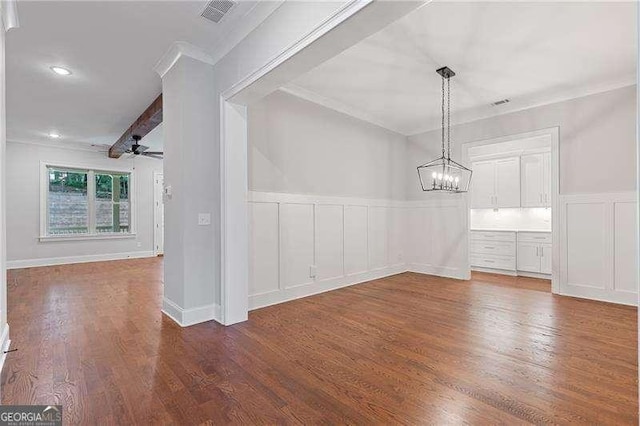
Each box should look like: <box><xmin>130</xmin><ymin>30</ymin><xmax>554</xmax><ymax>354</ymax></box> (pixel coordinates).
<box><xmin>417</xmin><ymin>66</ymin><xmax>472</xmax><ymax>193</ymax></box>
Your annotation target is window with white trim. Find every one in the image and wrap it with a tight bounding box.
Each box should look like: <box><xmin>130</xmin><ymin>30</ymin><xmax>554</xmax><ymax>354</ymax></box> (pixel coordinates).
<box><xmin>44</xmin><ymin>166</ymin><xmax>133</xmax><ymax>237</ymax></box>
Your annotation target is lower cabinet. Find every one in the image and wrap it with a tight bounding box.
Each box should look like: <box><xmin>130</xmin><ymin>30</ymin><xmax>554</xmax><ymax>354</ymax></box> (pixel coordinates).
<box><xmin>470</xmin><ymin>231</ymin><xmax>516</xmax><ymax>272</ymax></box>
<box><xmin>516</xmin><ymin>232</ymin><xmax>552</xmax><ymax>275</ymax></box>
<box><xmin>471</xmin><ymin>230</ymin><xmax>552</xmax><ymax>276</ymax></box>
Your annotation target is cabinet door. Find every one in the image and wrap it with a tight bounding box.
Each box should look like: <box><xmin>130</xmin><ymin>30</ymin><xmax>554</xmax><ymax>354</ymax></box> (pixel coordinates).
<box><xmin>521</xmin><ymin>154</ymin><xmax>544</xmax><ymax>207</ymax></box>
<box><xmin>540</xmin><ymin>243</ymin><xmax>552</xmax><ymax>274</ymax></box>
<box><xmin>471</xmin><ymin>161</ymin><xmax>495</xmax><ymax>209</ymax></box>
<box><xmin>517</xmin><ymin>242</ymin><xmax>540</xmax><ymax>272</ymax></box>
<box><xmin>542</xmin><ymin>152</ymin><xmax>552</xmax><ymax>207</ymax></box>
<box><xmin>495</xmin><ymin>157</ymin><xmax>521</xmax><ymax>208</ymax></box>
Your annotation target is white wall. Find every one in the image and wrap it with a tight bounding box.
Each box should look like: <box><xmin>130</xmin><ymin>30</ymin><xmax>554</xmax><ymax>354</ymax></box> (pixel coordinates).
<box><xmin>5</xmin><ymin>142</ymin><xmax>162</xmax><ymax>267</ymax></box>
<box><xmin>248</xmin><ymin>90</ymin><xmax>407</xmax><ymax>200</ymax></box>
<box><xmin>406</xmin><ymin>85</ymin><xmax>637</xmax><ymax>199</ymax></box>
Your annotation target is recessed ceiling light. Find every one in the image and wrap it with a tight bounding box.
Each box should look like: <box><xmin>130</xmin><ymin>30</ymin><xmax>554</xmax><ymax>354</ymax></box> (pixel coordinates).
<box><xmin>48</xmin><ymin>132</ymin><xmax>60</xmax><ymax>139</ymax></box>
<box><xmin>50</xmin><ymin>66</ymin><xmax>72</xmax><ymax>76</ymax></box>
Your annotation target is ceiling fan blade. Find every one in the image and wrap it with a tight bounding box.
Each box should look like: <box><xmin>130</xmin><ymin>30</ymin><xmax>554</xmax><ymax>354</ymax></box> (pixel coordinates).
<box><xmin>142</xmin><ymin>151</ymin><xmax>163</xmax><ymax>155</ymax></box>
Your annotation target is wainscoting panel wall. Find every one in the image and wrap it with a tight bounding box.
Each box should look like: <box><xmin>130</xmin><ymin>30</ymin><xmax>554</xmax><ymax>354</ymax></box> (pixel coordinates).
<box><xmin>559</xmin><ymin>192</ymin><xmax>638</xmax><ymax>305</ymax></box>
<box><xmin>248</xmin><ymin>192</ymin><xmax>468</xmax><ymax>310</ymax></box>
<box><xmin>405</xmin><ymin>199</ymin><xmax>468</xmax><ymax>280</ymax></box>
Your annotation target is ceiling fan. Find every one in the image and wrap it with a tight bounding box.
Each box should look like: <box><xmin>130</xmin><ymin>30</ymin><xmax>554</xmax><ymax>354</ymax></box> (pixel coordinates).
<box><xmin>126</xmin><ymin>134</ymin><xmax>163</xmax><ymax>160</ymax></box>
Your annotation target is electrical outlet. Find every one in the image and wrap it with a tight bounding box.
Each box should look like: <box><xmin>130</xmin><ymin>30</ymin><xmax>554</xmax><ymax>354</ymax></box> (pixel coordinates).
<box><xmin>309</xmin><ymin>265</ymin><xmax>317</xmax><ymax>278</ymax></box>
<box><xmin>198</xmin><ymin>213</ymin><xmax>211</xmax><ymax>226</ymax></box>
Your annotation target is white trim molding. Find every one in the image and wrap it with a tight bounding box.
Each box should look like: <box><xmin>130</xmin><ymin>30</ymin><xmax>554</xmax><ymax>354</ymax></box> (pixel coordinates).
<box><xmin>162</xmin><ymin>298</ymin><xmax>221</xmax><ymax>327</ymax></box>
<box><xmin>0</xmin><ymin>324</ymin><xmax>10</xmax><ymax>375</ymax></box>
<box><xmin>1</xmin><ymin>0</ymin><xmax>19</xmax><ymax>32</ymax></box>
<box><xmin>7</xmin><ymin>251</ymin><xmax>155</xmax><ymax>270</ymax></box>
<box><xmin>153</xmin><ymin>41</ymin><xmax>216</xmax><ymax>78</ymax></box>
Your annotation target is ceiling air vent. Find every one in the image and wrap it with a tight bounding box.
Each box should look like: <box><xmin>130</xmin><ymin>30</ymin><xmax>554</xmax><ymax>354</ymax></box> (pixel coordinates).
<box><xmin>491</xmin><ymin>99</ymin><xmax>510</xmax><ymax>106</ymax></box>
<box><xmin>201</xmin><ymin>0</ymin><xmax>236</xmax><ymax>23</ymax></box>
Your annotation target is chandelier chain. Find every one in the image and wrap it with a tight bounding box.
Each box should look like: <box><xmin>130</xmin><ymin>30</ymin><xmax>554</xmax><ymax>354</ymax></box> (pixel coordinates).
<box><xmin>441</xmin><ymin>74</ymin><xmax>445</xmax><ymax>158</ymax></box>
<box><xmin>447</xmin><ymin>75</ymin><xmax>451</xmax><ymax>160</ymax></box>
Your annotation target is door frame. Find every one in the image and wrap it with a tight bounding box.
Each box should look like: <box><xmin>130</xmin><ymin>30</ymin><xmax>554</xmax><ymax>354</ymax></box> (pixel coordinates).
<box><xmin>461</xmin><ymin>127</ymin><xmax>560</xmax><ymax>294</ymax></box>
<box><xmin>153</xmin><ymin>171</ymin><xmax>164</xmax><ymax>256</ymax></box>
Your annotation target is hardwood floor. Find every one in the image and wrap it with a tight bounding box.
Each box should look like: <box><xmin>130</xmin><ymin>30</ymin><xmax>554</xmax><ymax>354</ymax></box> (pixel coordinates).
<box><xmin>2</xmin><ymin>258</ymin><xmax>637</xmax><ymax>424</ymax></box>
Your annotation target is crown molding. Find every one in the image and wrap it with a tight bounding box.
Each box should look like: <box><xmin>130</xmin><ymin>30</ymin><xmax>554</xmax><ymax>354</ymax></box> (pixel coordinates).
<box><xmin>1</xmin><ymin>0</ymin><xmax>19</xmax><ymax>32</ymax></box>
<box><xmin>153</xmin><ymin>41</ymin><xmax>216</xmax><ymax>78</ymax></box>
<box><xmin>283</xmin><ymin>74</ymin><xmax>637</xmax><ymax>138</ymax></box>
<box><xmin>153</xmin><ymin>1</ymin><xmax>284</xmax><ymax>79</ymax></box>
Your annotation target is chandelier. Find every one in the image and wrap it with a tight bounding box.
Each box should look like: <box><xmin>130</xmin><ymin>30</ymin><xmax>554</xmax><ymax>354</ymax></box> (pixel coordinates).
<box><xmin>417</xmin><ymin>66</ymin><xmax>472</xmax><ymax>193</ymax></box>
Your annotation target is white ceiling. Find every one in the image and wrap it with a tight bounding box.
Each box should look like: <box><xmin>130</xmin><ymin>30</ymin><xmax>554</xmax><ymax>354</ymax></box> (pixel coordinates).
<box><xmin>287</xmin><ymin>1</ymin><xmax>637</xmax><ymax>136</ymax></box>
<box><xmin>6</xmin><ymin>0</ymin><xmax>280</xmax><ymax>149</ymax></box>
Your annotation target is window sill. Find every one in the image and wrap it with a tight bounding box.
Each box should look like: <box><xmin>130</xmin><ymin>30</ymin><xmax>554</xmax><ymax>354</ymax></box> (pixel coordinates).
<box><xmin>39</xmin><ymin>233</ymin><xmax>137</xmax><ymax>242</ymax></box>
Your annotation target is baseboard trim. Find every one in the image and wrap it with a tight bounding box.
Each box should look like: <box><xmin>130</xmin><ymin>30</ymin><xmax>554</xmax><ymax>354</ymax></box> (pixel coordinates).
<box><xmin>471</xmin><ymin>266</ymin><xmax>518</xmax><ymax>276</ymax></box>
<box><xmin>517</xmin><ymin>271</ymin><xmax>552</xmax><ymax>280</ymax></box>
<box><xmin>249</xmin><ymin>264</ymin><xmax>407</xmax><ymax>310</ymax></box>
<box><xmin>162</xmin><ymin>297</ymin><xmax>222</xmax><ymax>327</ymax></box>
<box><xmin>0</xmin><ymin>324</ymin><xmax>11</xmax><ymax>375</ymax></box>
<box><xmin>7</xmin><ymin>251</ymin><xmax>156</xmax><ymax>269</ymax></box>
<box><xmin>559</xmin><ymin>286</ymin><xmax>637</xmax><ymax>307</ymax></box>
<box><xmin>407</xmin><ymin>263</ymin><xmax>467</xmax><ymax>280</ymax></box>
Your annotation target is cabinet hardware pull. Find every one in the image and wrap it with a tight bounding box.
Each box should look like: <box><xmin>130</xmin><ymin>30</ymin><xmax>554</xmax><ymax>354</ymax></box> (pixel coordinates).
<box><xmin>540</xmin><ymin>247</ymin><xmax>544</xmax><ymax>256</ymax></box>
<box><xmin>536</xmin><ymin>247</ymin><xmax>539</xmax><ymax>256</ymax></box>
<box><xmin>484</xmin><ymin>247</ymin><xmax>494</xmax><ymax>249</ymax></box>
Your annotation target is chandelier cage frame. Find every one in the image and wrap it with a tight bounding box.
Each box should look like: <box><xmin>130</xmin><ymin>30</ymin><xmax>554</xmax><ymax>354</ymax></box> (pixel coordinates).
<box><xmin>417</xmin><ymin>66</ymin><xmax>473</xmax><ymax>193</ymax></box>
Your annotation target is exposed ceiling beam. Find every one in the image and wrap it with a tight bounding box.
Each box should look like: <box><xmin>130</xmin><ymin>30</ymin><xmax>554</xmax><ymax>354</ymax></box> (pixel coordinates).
<box><xmin>108</xmin><ymin>94</ymin><xmax>162</xmax><ymax>158</ymax></box>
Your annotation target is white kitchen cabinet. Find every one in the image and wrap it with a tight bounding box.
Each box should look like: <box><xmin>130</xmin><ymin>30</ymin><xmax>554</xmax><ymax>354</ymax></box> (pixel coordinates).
<box><xmin>521</xmin><ymin>153</ymin><xmax>551</xmax><ymax>207</ymax></box>
<box><xmin>517</xmin><ymin>242</ymin><xmax>540</xmax><ymax>272</ymax></box>
<box><xmin>495</xmin><ymin>157</ymin><xmax>521</xmax><ymax>208</ymax></box>
<box><xmin>470</xmin><ymin>160</ymin><xmax>496</xmax><ymax>208</ymax></box>
<box><xmin>470</xmin><ymin>157</ymin><xmax>520</xmax><ymax>209</ymax></box>
<box><xmin>516</xmin><ymin>232</ymin><xmax>552</xmax><ymax>274</ymax></box>
<box><xmin>470</xmin><ymin>231</ymin><xmax>516</xmax><ymax>271</ymax></box>
<box><xmin>542</xmin><ymin>152</ymin><xmax>551</xmax><ymax>207</ymax></box>
<box><xmin>540</xmin><ymin>243</ymin><xmax>552</xmax><ymax>274</ymax></box>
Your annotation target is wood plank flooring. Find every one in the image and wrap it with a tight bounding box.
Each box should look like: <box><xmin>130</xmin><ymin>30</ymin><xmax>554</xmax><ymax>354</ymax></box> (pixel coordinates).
<box><xmin>2</xmin><ymin>258</ymin><xmax>637</xmax><ymax>424</ymax></box>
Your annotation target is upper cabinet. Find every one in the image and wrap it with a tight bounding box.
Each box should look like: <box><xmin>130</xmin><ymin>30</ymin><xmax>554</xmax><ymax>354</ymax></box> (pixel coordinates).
<box><xmin>521</xmin><ymin>153</ymin><xmax>551</xmax><ymax>207</ymax></box>
<box><xmin>471</xmin><ymin>157</ymin><xmax>520</xmax><ymax>209</ymax></box>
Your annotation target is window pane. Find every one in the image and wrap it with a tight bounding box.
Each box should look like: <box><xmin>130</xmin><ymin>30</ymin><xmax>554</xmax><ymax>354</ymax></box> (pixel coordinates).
<box><xmin>48</xmin><ymin>169</ymin><xmax>88</xmax><ymax>234</ymax></box>
<box><xmin>95</xmin><ymin>173</ymin><xmax>130</xmax><ymax>233</ymax></box>
<box><xmin>95</xmin><ymin>174</ymin><xmax>113</xmax><ymax>232</ymax></box>
<box><xmin>118</xmin><ymin>175</ymin><xmax>130</xmax><ymax>232</ymax></box>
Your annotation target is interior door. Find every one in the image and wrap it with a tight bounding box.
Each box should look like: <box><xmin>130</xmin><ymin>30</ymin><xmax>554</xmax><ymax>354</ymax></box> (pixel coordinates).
<box><xmin>495</xmin><ymin>157</ymin><xmax>521</xmax><ymax>208</ymax></box>
<box><xmin>470</xmin><ymin>161</ymin><xmax>495</xmax><ymax>208</ymax></box>
<box><xmin>517</xmin><ymin>242</ymin><xmax>540</xmax><ymax>272</ymax></box>
<box><xmin>540</xmin><ymin>243</ymin><xmax>552</xmax><ymax>274</ymax></box>
<box><xmin>154</xmin><ymin>172</ymin><xmax>164</xmax><ymax>255</ymax></box>
<box><xmin>521</xmin><ymin>154</ymin><xmax>544</xmax><ymax>207</ymax></box>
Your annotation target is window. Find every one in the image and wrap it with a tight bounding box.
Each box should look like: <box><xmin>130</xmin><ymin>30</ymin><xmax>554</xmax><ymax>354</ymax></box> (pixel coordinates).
<box><xmin>42</xmin><ymin>164</ymin><xmax>134</xmax><ymax>239</ymax></box>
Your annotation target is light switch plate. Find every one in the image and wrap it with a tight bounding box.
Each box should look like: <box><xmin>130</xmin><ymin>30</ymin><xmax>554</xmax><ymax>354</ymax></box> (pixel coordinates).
<box><xmin>198</xmin><ymin>213</ymin><xmax>211</xmax><ymax>226</ymax></box>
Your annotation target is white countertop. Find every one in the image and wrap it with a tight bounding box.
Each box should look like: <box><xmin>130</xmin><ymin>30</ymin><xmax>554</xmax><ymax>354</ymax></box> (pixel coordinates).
<box><xmin>470</xmin><ymin>228</ymin><xmax>551</xmax><ymax>233</ymax></box>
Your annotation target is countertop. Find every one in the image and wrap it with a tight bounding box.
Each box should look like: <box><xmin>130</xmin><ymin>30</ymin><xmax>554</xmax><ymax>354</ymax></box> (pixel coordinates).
<box><xmin>470</xmin><ymin>228</ymin><xmax>551</xmax><ymax>233</ymax></box>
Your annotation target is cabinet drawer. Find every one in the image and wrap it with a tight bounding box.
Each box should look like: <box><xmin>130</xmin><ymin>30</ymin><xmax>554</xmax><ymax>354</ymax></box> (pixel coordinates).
<box><xmin>470</xmin><ymin>240</ymin><xmax>515</xmax><ymax>256</ymax></box>
<box><xmin>471</xmin><ymin>254</ymin><xmax>516</xmax><ymax>271</ymax></box>
<box><xmin>518</xmin><ymin>232</ymin><xmax>551</xmax><ymax>244</ymax></box>
<box><xmin>470</xmin><ymin>231</ymin><xmax>516</xmax><ymax>242</ymax></box>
